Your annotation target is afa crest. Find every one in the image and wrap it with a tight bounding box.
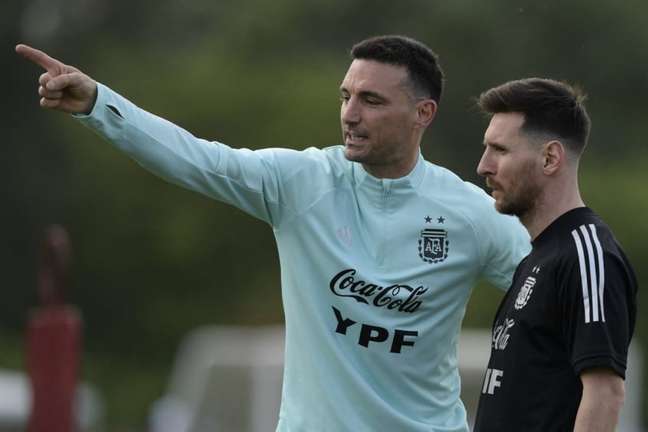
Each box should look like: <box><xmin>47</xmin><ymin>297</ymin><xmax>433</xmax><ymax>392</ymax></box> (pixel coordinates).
<box><xmin>418</xmin><ymin>229</ymin><xmax>449</xmax><ymax>264</ymax></box>
<box><xmin>514</xmin><ymin>276</ymin><xmax>536</xmax><ymax>310</ymax></box>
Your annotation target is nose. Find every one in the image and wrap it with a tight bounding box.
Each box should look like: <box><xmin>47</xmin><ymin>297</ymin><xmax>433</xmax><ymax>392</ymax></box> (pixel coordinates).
<box><xmin>341</xmin><ymin>96</ymin><xmax>360</xmax><ymax>125</ymax></box>
<box><xmin>476</xmin><ymin>150</ymin><xmax>494</xmax><ymax>177</ymax></box>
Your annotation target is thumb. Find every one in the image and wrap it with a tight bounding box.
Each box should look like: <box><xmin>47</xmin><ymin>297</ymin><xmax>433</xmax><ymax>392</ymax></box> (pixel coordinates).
<box><xmin>46</xmin><ymin>72</ymin><xmax>84</xmax><ymax>91</ymax></box>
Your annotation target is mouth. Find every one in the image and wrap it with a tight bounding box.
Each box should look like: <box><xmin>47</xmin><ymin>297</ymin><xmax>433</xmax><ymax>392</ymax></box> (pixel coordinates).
<box><xmin>486</xmin><ymin>178</ymin><xmax>500</xmax><ymax>191</ymax></box>
<box><xmin>344</xmin><ymin>131</ymin><xmax>369</xmax><ymax>145</ymax></box>
<box><xmin>485</xmin><ymin>179</ymin><xmax>503</xmax><ymax>198</ymax></box>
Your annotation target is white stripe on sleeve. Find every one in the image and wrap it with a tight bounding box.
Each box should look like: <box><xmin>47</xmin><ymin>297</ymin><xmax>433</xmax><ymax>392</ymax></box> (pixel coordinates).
<box><xmin>589</xmin><ymin>224</ymin><xmax>606</xmax><ymax>322</ymax></box>
<box><xmin>571</xmin><ymin>229</ymin><xmax>591</xmax><ymax>323</ymax></box>
<box><xmin>580</xmin><ymin>225</ymin><xmax>600</xmax><ymax>322</ymax></box>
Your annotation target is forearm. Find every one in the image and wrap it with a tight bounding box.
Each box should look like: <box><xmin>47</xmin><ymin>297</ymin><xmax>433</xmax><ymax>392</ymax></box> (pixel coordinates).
<box><xmin>75</xmin><ymin>83</ymin><xmax>223</xmax><ymax>191</ymax></box>
<box><xmin>75</xmin><ymin>83</ymin><xmax>277</xmax><ymax>221</ymax></box>
<box><xmin>573</xmin><ymin>371</ymin><xmax>624</xmax><ymax>432</ymax></box>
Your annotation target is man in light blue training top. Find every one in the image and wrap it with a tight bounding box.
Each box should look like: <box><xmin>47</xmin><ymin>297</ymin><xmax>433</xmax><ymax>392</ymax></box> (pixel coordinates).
<box><xmin>17</xmin><ymin>36</ymin><xmax>530</xmax><ymax>431</ymax></box>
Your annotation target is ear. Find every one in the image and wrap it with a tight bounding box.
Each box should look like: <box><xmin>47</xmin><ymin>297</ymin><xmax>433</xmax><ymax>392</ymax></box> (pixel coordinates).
<box><xmin>415</xmin><ymin>99</ymin><xmax>438</xmax><ymax>129</ymax></box>
<box><xmin>542</xmin><ymin>140</ymin><xmax>566</xmax><ymax>175</ymax></box>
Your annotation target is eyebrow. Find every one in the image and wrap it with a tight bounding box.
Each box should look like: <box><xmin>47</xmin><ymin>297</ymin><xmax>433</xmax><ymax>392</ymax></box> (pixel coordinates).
<box><xmin>339</xmin><ymin>87</ymin><xmax>388</xmax><ymax>101</ymax></box>
<box><xmin>483</xmin><ymin>140</ymin><xmax>506</xmax><ymax>150</ymax></box>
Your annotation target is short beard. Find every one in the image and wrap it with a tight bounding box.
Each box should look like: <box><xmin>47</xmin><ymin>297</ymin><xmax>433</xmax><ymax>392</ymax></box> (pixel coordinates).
<box><xmin>495</xmin><ymin>175</ymin><xmax>542</xmax><ymax>220</ymax></box>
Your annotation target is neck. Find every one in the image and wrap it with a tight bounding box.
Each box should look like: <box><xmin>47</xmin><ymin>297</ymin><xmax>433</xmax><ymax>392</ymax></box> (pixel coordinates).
<box><xmin>521</xmin><ymin>176</ymin><xmax>585</xmax><ymax>240</ymax></box>
<box><xmin>362</xmin><ymin>155</ymin><xmax>419</xmax><ymax>179</ymax></box>
<box><xmin>362</xmin><ymin>141</ymin><xmax>421</xmax><ymax>179</ymax></box>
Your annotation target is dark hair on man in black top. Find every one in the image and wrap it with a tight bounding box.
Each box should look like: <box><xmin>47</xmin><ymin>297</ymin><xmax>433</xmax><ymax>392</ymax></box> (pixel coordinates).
<box><xmin>351</xmin><ymin>35</ymin><xmax>444</xmax><ymax>103</ymax></box>
<box><xmin>477</xmin><ymin>78</ymin><xmax>591</xmax><ymax>156</ymax></box>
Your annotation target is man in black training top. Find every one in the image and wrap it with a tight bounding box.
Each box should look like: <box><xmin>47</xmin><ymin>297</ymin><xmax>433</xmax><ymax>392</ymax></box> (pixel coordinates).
<box><xmin>473</xmin><ymin>78</ymin><xmax>637</xmax><ymax>432</ymax></box>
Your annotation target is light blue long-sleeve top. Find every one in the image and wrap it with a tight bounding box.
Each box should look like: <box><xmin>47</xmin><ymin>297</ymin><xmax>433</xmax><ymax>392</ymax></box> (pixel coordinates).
<box><xmin>76</xmin><ymin>83</ymin><xmax>530</xmax><ymax>432</ymax></box>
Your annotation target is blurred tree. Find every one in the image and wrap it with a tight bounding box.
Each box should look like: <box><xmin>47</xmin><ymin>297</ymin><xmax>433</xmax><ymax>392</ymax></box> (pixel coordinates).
<box><xmin>3</xmin><ymin>0</ymin><xmax>646</xmax><ymax>428</ymax></box>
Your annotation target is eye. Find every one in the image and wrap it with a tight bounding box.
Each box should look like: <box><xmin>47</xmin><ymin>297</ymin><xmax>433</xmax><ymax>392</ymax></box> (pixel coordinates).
<box><xmin>340</xmin><ymin>94</ymin><xmax>350</xmax><ymax>103</ymax></box>
<box><xmin>364</xmin><ymin>97</ymin><xmax>382</xmax><ymax>106</ymax></box>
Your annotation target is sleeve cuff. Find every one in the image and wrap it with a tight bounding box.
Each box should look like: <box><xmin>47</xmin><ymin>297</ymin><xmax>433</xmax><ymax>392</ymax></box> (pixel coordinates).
<box><xmin>573</xmin><ymin>354</ymin><xmax>627</xmax><ymax>379</ymax></box>
<box><xmin>71</xmin><ymin>82</ymin><xmax>107</xmax><ymax>120</ymax></box>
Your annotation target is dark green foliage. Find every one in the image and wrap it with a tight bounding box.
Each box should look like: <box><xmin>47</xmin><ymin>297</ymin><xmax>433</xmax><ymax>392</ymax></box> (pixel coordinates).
<box><xmin>3</xmin><ymin>0</ymin><xmax>647</xmax><ymax>428</ymax></box>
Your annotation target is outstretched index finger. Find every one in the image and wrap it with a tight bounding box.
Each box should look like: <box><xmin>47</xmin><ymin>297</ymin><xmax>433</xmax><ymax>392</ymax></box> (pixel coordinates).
<box><xmin>15</xmin><ymin>44</ymin><xmax>65</xmax><ymax>75</ymax></box>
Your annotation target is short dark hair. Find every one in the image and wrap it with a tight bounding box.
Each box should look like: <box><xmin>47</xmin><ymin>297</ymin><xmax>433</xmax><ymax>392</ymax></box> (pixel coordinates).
<box><xmin>351</xmin><ymin>35</ymin><xmax>444</xmax><ymax>103</ymax></box>
<box><xmin>477</xmin><ymin>78</ymin><xmax>591</xmax><ymax>155</ymax></box>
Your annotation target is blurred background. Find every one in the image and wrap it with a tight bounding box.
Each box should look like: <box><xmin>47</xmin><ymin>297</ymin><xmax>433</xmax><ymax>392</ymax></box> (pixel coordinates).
<box><xmin>3</xmin><ymin>0</ymin><xmax>647</xmax><ymax>430</ymax></box>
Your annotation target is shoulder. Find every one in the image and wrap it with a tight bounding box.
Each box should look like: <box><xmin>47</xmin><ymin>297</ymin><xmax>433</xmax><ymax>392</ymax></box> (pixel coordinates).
<box><xmin>556</xmin><ymin>213</ymin><xmax>625</xmax><ymax>266</ymax></box>
<box><xmin>255</xmin><ymin>145</ymin><xmax>351</xmax><ymax>180</ymax></box>
<box><xmin>419</xmin><ymin>161</ymin><xmax>518</xmax><ymax>227</ymax></box>
<box><xmin>420</xmin><ymin>162</ymin><xmax>494</xmax><ymax>206</ymax></box>
<box><xmin>271</xmin><ymin>144</ymin><xmax>348</xmax><ymax>168</ymax></box>
<box><xmin>319</xmin><ymin>145</ymin><xmax>354</xmax><ymax>174</ymax></box>
<box><xmin>554</xmin><ymin>213</ymin><xmax>637</xmax><ymax>295</ymax></box>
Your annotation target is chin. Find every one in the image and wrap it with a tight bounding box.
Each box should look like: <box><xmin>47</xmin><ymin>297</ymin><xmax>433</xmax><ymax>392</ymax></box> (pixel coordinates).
<box><xmin>498</xmin><ymin>200</ymin><xmax>531</xmax><ymax>219</ymax></box>
<box><xmin>343</xmin><ymin>146</ymin><xmax>366</xmax><ymax>163</ymax></box>
<box><xmin>494</xmin><ymin>202</ymin><xmax>509</xmax><ymax>215</ymax></box>
<box><xmin>494</xmin><ymin>199</ymin><xmax>515</xmax><ymax>216</ymax></box>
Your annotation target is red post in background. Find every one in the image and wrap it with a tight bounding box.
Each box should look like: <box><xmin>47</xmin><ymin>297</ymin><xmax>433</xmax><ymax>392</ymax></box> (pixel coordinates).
<box><xmin>26</xmin><ymin>225</ymin><xmax>82</xmax><ymax>432</ymax></box>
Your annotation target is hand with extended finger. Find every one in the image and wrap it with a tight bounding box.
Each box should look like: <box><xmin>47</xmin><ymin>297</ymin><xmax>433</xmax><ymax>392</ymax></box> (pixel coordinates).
<box><xmin>16</xmin><ymin>44</ymin><xmax>98</xmax><ymax>115</ymax></box>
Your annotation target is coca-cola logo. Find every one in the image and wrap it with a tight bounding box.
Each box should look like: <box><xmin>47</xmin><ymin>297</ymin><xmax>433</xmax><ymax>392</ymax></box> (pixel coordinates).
<box><xmin>329</xmin><ymin>269</ymin><xmax>427</xmax><ymax>313</ymax></box>
<box><xmin>492</xmin><ymin>318</ymin><xmax>515</xmax><ymax>351</ymax></box>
